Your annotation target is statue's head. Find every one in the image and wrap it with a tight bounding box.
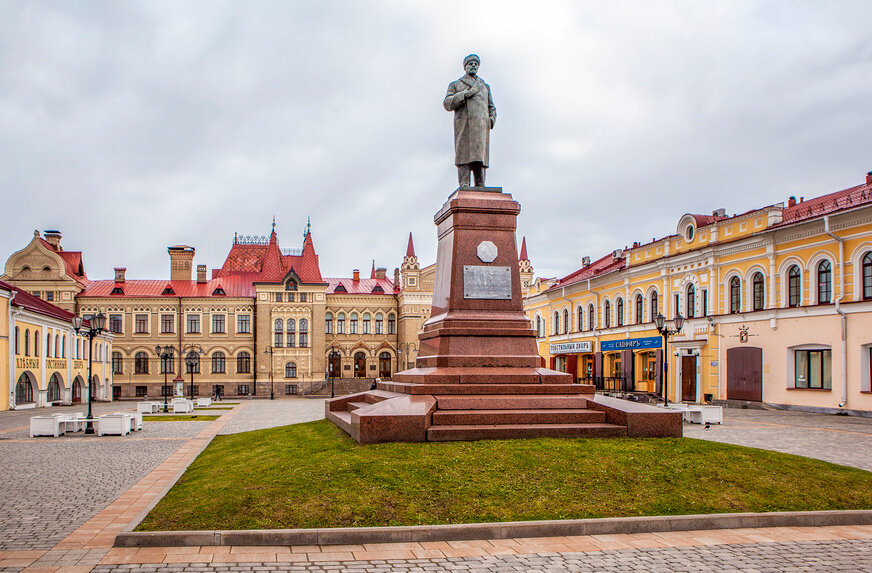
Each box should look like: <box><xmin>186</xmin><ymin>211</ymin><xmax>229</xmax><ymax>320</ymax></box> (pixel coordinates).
<box><xmin>463</xmin><ymin>54</ymin><xmax>480</xmax><ymax>76</ymax></box>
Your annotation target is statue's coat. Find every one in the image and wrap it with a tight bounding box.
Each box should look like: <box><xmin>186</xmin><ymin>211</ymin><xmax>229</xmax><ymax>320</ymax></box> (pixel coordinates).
<box><xmin>443</xmin><ymin>75</ymin><xmax>496</xmax><ymax>167</ymax></box>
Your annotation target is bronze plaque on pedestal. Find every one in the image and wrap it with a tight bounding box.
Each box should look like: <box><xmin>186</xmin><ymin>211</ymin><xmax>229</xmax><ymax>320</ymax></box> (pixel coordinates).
<box><xmin>463</xmin><ymin>265</ymin><xmax>512</xmax><ymax>299</ymax></box>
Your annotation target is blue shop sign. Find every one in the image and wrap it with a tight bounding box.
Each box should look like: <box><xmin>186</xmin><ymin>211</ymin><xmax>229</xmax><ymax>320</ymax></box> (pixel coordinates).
<box><xmin>600</xmin><ymin>336</ymin><xmax>662</xmax><ymax>352</ymax></box>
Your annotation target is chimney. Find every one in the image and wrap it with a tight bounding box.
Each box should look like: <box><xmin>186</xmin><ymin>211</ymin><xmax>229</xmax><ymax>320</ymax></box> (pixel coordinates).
<box><xmin>582</xmin><ymin>256</ymin><xmax>591</xmax><ymax>267</ymax></box>
<box><xmin>168</xmin><ymin>245</ymin><xmax>195</xmax><ymax>281</ymax></box>
<box><xmin>712</xmin><ymin>208</ymin><xmax>726</xmax><ymax>217</ymax></box>
<box><xmin>43</xmin><ymin>230</ymin><xmax>62</xmax><ymax>250</ymax></box>
<box><xmin>197</xmin><ymin>264</ymin><xmax>207</xmax><ymax>283</ymax></box>
<box><xmin>393</xmin><ymin>267</ymin><xmax>400</xmax><ymax>288</ymax></box>
<box><xmin>375</xmin><ymin>267</ymin><xmax>386</xmax><ymax>279</ymax></box>
<box><xmin>612</xmin><ymin>249</ymin><xmax>623</xmax><ymax>260</ymax></box>
<box><xmin>800</xmin><ymin>197</ymin><xmax>804</xmax><ymax>202</ymax></box>
<box><xmin>867</xmin><ymin>171</ymin><xmax>872</xmax><ymax>185</ymax></box>
<box><xmin>114</xmin><ymin>267</ymin><xmax>126</xmax><ymax>283</ymax></box>
<box><xmin>788</xmin><ymin>196</ymin><xmax>796</xmax><ymax>207</ymax></box>
<box><xmin>352</xmin><ymin>269</ymin><xmax>360</xmax><ymax>281</ymax></box>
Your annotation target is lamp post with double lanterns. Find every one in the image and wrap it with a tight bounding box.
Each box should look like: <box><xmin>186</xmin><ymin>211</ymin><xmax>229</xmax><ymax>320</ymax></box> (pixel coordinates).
<box><xmin>154</xmin><ymin>345</ymin><xmax>176</xmax><ymax>412</ymax></box>
<box><xmin>653</xmin><ymin>313</ymin><xmax>684</xmax><ymax>406</ymax></box>
<box><xmin>72</xmin><ymin>312</ymin><xmax>106</xmax><ymax>435</ymax></box>
<box><xmin>183</xmin><ymin>344</ymin><xmax>203</xmax><ymax>402</ymax></box>
<box><xmin>263</xmin><ymin>345</ymin><xmax>274</xmax><ymax>400</ymax></box>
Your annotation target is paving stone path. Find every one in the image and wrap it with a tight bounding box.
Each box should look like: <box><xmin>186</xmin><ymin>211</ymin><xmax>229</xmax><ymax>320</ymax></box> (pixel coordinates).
<box><xmin>86</xmin><ymin>539</ymin><xmax>872</xmax><ymax>572</ymax></box>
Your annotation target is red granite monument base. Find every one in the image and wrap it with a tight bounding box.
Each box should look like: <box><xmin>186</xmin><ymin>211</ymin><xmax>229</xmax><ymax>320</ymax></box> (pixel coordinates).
<box><xmin>326</xmin><ymin>188</ymin><xmax>681</xmax><ymax>443</ymax></box>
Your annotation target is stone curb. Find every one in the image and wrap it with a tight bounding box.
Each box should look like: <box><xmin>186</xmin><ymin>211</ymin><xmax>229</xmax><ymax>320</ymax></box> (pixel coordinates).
<box><xmin>115</xmin><ymin>509</ymin><xmax>872</xmax><ymax>547</ymax></box>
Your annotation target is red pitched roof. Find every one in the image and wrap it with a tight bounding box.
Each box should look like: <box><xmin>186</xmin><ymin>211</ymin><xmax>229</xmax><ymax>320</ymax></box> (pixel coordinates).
<box><xmin>79</xmin><ymin>274</ymin><xmax>258</xmax><ymax>298</ymax></box>
<box><xmin>217</xmin><ymin>230</ymin><xmax>324</xmax><ymax>284</ymax></box>
<box><xmin>544</xmin><ymin>253</ymin><xmax>625</xmax><ymax>293</ymax></box>
<box><xmin>326</xmin><ymin>277</ymin><xmax>395</xmax><ymax>295</ymax></box>
<box><xmin>0</xmin><ymin>280</ymin><xmax>81</xmax><ymax>323</ymax></box>
<box><xmin>776</xmin><ymin>181</ymin><xmax>872</xmax><ymax>227</ymax></box>
<box><xmin>36</xmin><ymin>237</ymin><xmax>89</xmax><ymax>284</ymax></box>
<box><xmin>690</xmin><ymin>214</ymin><xmax>729</xmax><ymax>227</ymax></box>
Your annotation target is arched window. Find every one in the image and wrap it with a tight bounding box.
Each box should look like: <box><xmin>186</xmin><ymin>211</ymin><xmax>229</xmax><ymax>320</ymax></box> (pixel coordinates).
<box><xmin>46</xmin><ymin>333</ymin><xmax>51</xmax><ymax>357</ymax></box>
<box><xmin>686</xmin><ymin>284</ymin><xmax>695</xmax><ymax>318</ymax></box>
<box><xmin>604</xmin><ymin>300</ymin><xmax>611</xmax><ymax>328</ymax></box>
<box><xmin>274</xmin><ymin>318</ymin><xmax>283</xmax><ymax>347</ymax></box>
<box><xmin>287</xmin><ymin>318</ymin><xmax>296</xmax><ymax>348</ymax></box>
<box><xmin>186</xmin><ymin>351</ymin><xmax>200</xmax><ymax>374</ymax></box>
<box><xmin>363</xmin><ymin>313</ymin><xmax>371</xmax><ymax>334</ymax></box>
<box><xmin>817</xmin><ymin>260</ymin><xmax>832</xmax><ymax>303</ymax></box>
<box><xmin>325</xmin><ymin>312</ymin><xmax>333</xmax><ymax>334</ymax></box>
<box><xmin>788</xmin><ymin>265</ymin><xmax>801</xmax><ymax>307</ymax></box>
<box><xmin>577</xmin><ymin>306</ymin><xmax>584</xmax><ymax>331</ymax></box>
<box><xmin>15</xmin><ymin>374</ymin><xmax>33</xmax><ymax>403</ymax></box>
<box><xmin>34</xmin><ymin>331</ymin><xmax>39</xmax><ymax>358</ymax></box>
<box><xmin>237</xmin><ymin>351</ymin><xmax>251</xmax><ymax>374</ymax></box>
<box><xmin>375</xmin><ymin>313</ymin><xmax>383</xmax><ymax>334</ymax></box>
<box><xmin>14</xmin><ymin>326</ymin><xmax>19</xmax><ymax>355</ymax></box>
<box><xmin>299</xmin><ymin>319</ymin><xmax>308</xmax><ymax>348</ymax></box>
<box><xmin>650</xmin><ymin>291</ymin><xmax>659</xmax><ymax>321</ymax></box>
<box><xmin>752</xmin><ymin>272</ymin><xmax>765</xmax><ymax>311</ymax></box>
<box><xmin>863</xmin><ymin>253</ymin><xmax>872</xmax><ymax>300</ymax></box>
<box><xmin>616</xmin><ymin>298</ymin><xmax>624</xmax><ymax>327</ymax></box>
<box><xmin>387</xmin><ymin>313</ymin><xmax>396</xmax><ymax>334</ymax></box>
<box><xmin>285</xmin><ymin>362</ymin><xmax>297</xmax><ymax>378</ymax></box>
<box><xmin>635</xmin><ymin>294</ymin><xmax>643</xmax><ymax>324</ymax></box>
<box><xmin>24</xmin><ymin>329</ymin><xmax>30</xmax><ymax>356</ymax></box>
<box><xmin>61</xmin><ymin>335</ymin><xmax>65</xmax><ymax>358</ymax></box>
<box><xmin>337</xmin><ymin>313</ymin><xmax>346</xmax><ymax>334</ymax></box>
<box><xmin>212</xmin><ymin>351</ymin><xmax>226</xmax><ymax>374</ymax></box>
<box><xmin>553</xmin><ymin>311</ymin><xmax>560</xmax><ymax>335</ymax></box>
<box><xmin>588</xmin><ymin>304</ymin><xmax>595</xmax><ymax>330</ymax></box>
<box><xmin>536</xmin><ymin>315</ymin><xmax>542</xmax><ymax>336</ymax></box>
<box><xmin>135</xmin><ymin>351</ymin><xmax>149</xmax><ymax>374</ymax></box>
<box><xmin>48</xmin><ymin>373</ymin><xmax>62</xmax><ymax>402</ymax></box>
<box><xmin>160</xmin><ymin>351</ymin><xmax>174</xmax><ymax>374</ymax></box>
<box><xmin>563</xmin><ymin>309</ymin><xmax>569</xmax><ymax>333</ymax></box>
<box><xmin>730</xmin><ymin>276</ymin><xmax>741</xmax><ymax>313</ymax></box>
<box><xmin>350</xmin><ymin>313</ymin><xmax>358</xmax><ymax>334</ymax></box>
<box><xmin>54</xmin><ymin>334</ymin><xmax>59</xmax><ymax>357</ymax></box>
<box><xmin>112</xmin><ymin>352</ymin><xmax>123</xmax><ymax>374</ymax></box>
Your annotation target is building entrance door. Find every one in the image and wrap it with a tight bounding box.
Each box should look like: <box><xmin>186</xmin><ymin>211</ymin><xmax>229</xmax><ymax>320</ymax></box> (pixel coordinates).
<box><xmin>727</xmin><ymin>346</ymin><xmax>763</xmax><ymax>401</ymax></box>
<box><xmin>378</xmin><ymin>352</ymin><xmax>391</xmax><ymax>379</ymax></box>
<box><xmin>112</xmin><ymin>386</ymin><xmax>121</xmax><ymax>401</ymax></box>
<box><xmin>354</xmin><ymin>352</ymin><xmax>367</xmax><ymax>378</ymax></box>
<box><xmin>72</xmin><ymin>378</ymin><xmax>83</xmax><ymax>404</ymax></box>
<box><xmin>681</xmin><ymin>355</ymin><xmax>697</xmax><ymax>402</ymax></box>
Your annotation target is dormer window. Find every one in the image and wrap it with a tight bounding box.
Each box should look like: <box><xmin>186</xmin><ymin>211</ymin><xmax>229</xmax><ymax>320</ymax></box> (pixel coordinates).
<box><xmin>212</xmin><ymin>286</ymin><xmax>226</xmax><ymax>296</ymax></box>
<box><xmin>162</xmin><ymin>285</ymin><xmax>176</xmax><ymax>295</ymax></box>
<box><xmin>371</xmin><ymin>285</ymin><xmax>384</xmax><ymax>293</ymax></box>
<box><xmin>111</xmin><ymin>286</ymin><xmax>124</xmax><ymax>295</ymax></box>
<box><xmin>685</xmin><ymin>225</ymin><xmax>695</xmax><ymax>241</ymax></box>
<box><xmin>285</xmin><ymin>280</ymin><xmax>298</xmax><ymax>291</ymax></box>
<box><xmin>334</xmin><ymin>283</ymin><xmax>347</xmax><ymax>293</ymax></box>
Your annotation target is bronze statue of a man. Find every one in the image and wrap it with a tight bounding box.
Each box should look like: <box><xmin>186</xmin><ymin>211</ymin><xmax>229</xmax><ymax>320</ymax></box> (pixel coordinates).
<box><xmin>443</xmin><ymin>54</ymin><xmax>497</xmax><ymax>188</ymax></box>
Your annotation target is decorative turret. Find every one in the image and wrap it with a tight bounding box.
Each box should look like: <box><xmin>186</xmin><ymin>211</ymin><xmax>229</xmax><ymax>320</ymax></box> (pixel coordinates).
<box><xmin>518</xmin><ymin>237</ymin><xmax>534</xmax><ymax>296</ymax></box>
<box><xmin>400</xmin><ymin>232</ymin><xmax>421</xmax><ymax>291</ymax></box>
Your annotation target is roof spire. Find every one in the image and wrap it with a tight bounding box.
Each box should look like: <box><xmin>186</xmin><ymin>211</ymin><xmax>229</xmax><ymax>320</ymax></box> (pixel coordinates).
<box><xmin>370</xmin><ymin>259</ymin><xmax>376</xmax><ymax>279</ymax></box>
<box><xmin>304</xmin><ymin>216</ymin><xmax>311</xmax><ymax>239</ymax></box>
<box><xmin>272</xmin><ymin>215</ymin><xmax>276</xmax><ymax>232</ymax></box>
<box><xmin>406</xmin><ymin>232</ymin><xmax>416</xmax><ymax>258</ymax></box>
<box><xmin>520</xmin><ymin>237</ymin><xmax>528</xmax><ymax>261</ymax></box>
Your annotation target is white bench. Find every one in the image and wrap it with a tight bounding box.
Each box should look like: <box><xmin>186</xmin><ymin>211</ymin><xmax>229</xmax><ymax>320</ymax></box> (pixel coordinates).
<box><xmin>53</xmin><ymin>412</ymin><xmax>85</xmax><ymax>432</ymax></box>
<box><xmin>172</xmin><ymin>398</ymin><xmax>193</xmax><ymax>413</ymax></box>
<box><xmin>137</xmin><ymin>401</ymin><xmax>161</xmax><ymax>414</ymax></box>
<box><xmin>685</xmin><ymin>405</ymin><xmax>723</xmax><ymax>425</ymax></box>
<box><xmin>98</xmin><ymin>413</ymin><xmax>132</xmax><ymax>436</ymax></box>
<box><xmin>196</xmin><ymin>397</ymin><xmax>212</xmax><ymax>408</ymax></box>
<box><xmin>30</xmin><ymin>416</ymin><xmax>65</xmax><ymax>437</ymax></box>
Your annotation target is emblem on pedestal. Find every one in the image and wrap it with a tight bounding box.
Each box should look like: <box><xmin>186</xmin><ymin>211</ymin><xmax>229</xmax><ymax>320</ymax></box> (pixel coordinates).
<box><xmin>477</xmin><ymin>240</ymin><xmax>498</xmax><ymax>263</ymax></box>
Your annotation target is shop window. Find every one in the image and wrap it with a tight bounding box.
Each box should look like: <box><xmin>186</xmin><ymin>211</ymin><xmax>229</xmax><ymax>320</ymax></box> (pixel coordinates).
<box><xmin>48</xmin><ymin>374</ymin><xmax>62</xmax><ymax>402</ymax></box>
<box><xmin>818</xmin><ymin>260</ymin><xmax>832</xmax><ymax>303</ymax></box>
<box><xmin>635</xmin><ymin>294</ymin><xmax>643</xmax><ymax>324</ymax></box>
<box><xmin>686</xmin><ymin>284</ymin><xmax>695</xmax><ymax>318</ymax></box>
<box><xmin>730</xmin><ymin>276</ymin><xmax>741</xmax><ymax>313</ymax></box>
<box><xmin>863</xmin><ymin>253</ymin><xmax>872</xmax><ymax>300</ymax></box>
<box><xmin>211</xmin><ymin>351</ymin><xmax>225</xmax><ymax>374</ymax></box>
<box><xmin>752</xmin><ymin>272</ymin><xmax>765</xmax><ymax>311</ymax></box>
<box><xmin>16</xmin><ymin>375</ymin><xmax>33</xmax><ymax>403</ymax></box>
<box><xmin>795</xmin><ymin>349</ymin><xmax>832</xmax><ymax>389</ymax></box>
<box><xmin>788</xmin><ymin>265</ymin><xmax>801</xmax><ymax>307</ymax></box>
<box><xmin>609</xmin><ymin>354</ymin><xmax>622</xmax><ymax>378</ymax></box>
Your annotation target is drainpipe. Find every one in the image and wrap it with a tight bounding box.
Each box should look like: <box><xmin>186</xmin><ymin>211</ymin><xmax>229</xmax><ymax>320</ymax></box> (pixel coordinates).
<box><xmin>8</xmin><ymin>291</ymin><xmax>18</xmax><ymax>408</ymax></box>
<box><xmin>823</xmin><ymin>216</ymin><xmax>847</xmax><ymax>408</ymax></box>
<box><xmin>587</xmin><ymin>279</ymin><xmax>601</xmax><ymax>380</ymax></box>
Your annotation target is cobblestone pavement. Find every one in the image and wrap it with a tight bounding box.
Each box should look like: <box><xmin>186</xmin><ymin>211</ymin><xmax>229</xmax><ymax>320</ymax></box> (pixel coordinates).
<box><xmin>683</xmin><ymin>408</ymin><xmax>872</xmax><ymax>471</ymax></box>
<box><xmin>85</xmin><ymin>539</ymin><xmax>872</xmax><ymax>572</ymax></box>
<box><xmin>217</xmin><ymin>398</ymin><xmax>325</xmax><ymax>435</ymax></box>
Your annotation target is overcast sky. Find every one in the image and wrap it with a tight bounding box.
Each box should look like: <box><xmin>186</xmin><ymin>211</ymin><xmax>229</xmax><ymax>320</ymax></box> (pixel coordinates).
<box><xmin>2</xmin><ymin>0</ymin><xmax>871</xmax><ymax>283</ymax></box>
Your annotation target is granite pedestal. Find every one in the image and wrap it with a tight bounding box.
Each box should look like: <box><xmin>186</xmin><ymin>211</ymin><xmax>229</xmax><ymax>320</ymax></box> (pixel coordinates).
<box><xmin>327</xmin><ymin>187</ymin><xmax>681</xmax><ymax>443</ymax></box>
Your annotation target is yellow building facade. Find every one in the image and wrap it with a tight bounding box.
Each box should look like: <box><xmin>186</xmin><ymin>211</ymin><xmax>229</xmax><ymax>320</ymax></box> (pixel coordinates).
<box><xmin>525</xmin><ymin>171</ymin><xmax>872</xmax><ymax>415</ymax></box>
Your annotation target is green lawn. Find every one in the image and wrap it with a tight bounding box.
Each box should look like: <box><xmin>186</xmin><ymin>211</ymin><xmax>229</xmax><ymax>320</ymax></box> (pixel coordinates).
<box><xmin>142</xmin><ymin>415</ymin><xmax>221</xmax><ymax>422</ymax></box>
<box><xmin>136</xmin><ymin>419</ymin><xmax>872</xmax><ymax>531</ymax></box>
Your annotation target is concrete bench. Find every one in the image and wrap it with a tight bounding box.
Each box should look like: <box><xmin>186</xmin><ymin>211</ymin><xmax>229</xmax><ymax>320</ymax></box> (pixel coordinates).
<box><xmin>196</xmin><ymin>398</ymin><xmax>212</xmax><ymax>407</ymax></box>
<box><xmin>30</xmin><ymin>416</ymin><xmax>64</xmax><ymax>437</ymax></box>
<box><xmin>98</xmin><ymin>413</ymin><xmax>132</xmax><ymax>436</ymax></box>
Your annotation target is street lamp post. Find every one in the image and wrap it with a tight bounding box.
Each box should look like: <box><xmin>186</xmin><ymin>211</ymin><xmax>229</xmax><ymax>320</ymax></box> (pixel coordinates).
<box><xmin>183</xmin><ymin>344</ymin><xmax>203</xmax><ymax>402</ymax></box>
<box><xmin>72</xmin><ymin>312</ymin><xmax>106</xmax><ymax>435</ymax></box>
<box><xmin>154</xmin><ymin>345</ymin><xmax>176</xmax><ymax>413</ymax></box>
<box><xmin>654</xmin><ymin>313</ymin><xmax>685</xmax><ymax>406</ymax></box>
<box><xmin>263</xmin><ymin>346</ymin><xmax>274</xmax><ymax>400</ymax></box>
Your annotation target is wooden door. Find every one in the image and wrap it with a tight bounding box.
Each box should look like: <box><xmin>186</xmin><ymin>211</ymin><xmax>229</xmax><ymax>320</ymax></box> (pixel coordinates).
<box><xmin>681</xmin><ymin>355</ymin><xmax>697</xmax><ymax>402</ymax></box>
<box><xmin>354</xmin><ymin>352</ymin><xmax>367</xmax><ymax>378</ymax></box>
<box><xmin>112</xmin><ymin>386</ymin><xmax>121</xmax><ymax>401</ymax></box>
<box><xmin>378</xmin><ymin>352</ymin><xmax>391</xmax><ymax>379</ymax></box>
<box><xmin>72</xmin><ymin>379</ymin><xmax>82</xmax><ymax>404</ymax></box>
<box><xmin>727</xmin><ymin>347</ymin><xmax>763</xmax><ymax>401</ymax></box>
